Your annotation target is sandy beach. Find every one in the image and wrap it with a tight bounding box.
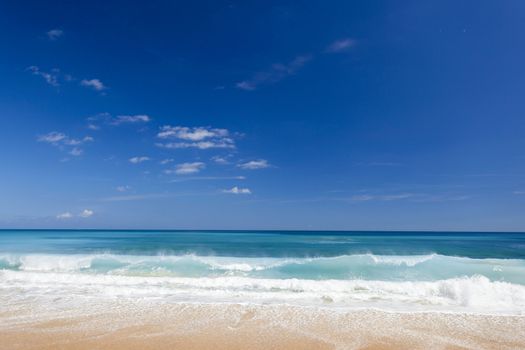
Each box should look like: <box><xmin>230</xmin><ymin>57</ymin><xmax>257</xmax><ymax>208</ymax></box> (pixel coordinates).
<box><xmin>1</xmin><ymin>299</ymin><xmax>524</xmax><ymax>350</ymax></box>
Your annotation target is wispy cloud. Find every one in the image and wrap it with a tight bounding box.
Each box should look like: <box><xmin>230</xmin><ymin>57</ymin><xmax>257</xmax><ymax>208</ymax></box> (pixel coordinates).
<box><xmin>160</xmin><ymin>158</ymin><xmax>174</xmax><ymax>165</ymax></box>
<box><xmin>236</xmin><ymin>55</ymin><xmax>312</xmax><ymax>91</ymax></box>
<box><xmin>27</xmin><ymin>66</ymin><xmax>60</xmax><ymax>87</ymax></box>
<box><xmin>238</xmin><ymin>159</ymin><xmax>270</xmax><ymax>170</ymax></box>
<box><xmin>56</xmin><ymin>212</ymin><xmax>73</xmax><ymax>220</ymax></box>
<box><xmin>347</xmin><ymin>192</ymin><xmax>470</xmax><ymax>203</ymax></box>
<box><xmin>129</xmin><ymin>156</ymin><xmax>150</xmax><ymax>164</ymax></box>
<box><xmin>514</xmin><ymin>191</ymin><xmax>525</xmax><ymax>195</ymax></box>
<box><xmin>325</xmin><ymin>38</ymin><xmax>356</xmax><ymax>53</ymax></box>
<box><xmin>169</xmin><ymin>176</ymin><xmax>245</xmax><ymax>183</ymax></box>
<box><xmin>350</xmin><ymin>193</ymin><xmax>414</xmax><ymax>201</ymax></box>
<box><xmin>112</xmin><ymin>115</ymin><xmax>151</xmax><ymax>125</ymax></box>
<box><xmin>158</xmin><ymin>141</ymin><xmax>235</xmax><ymax>150</ymax></box>
<box><xmin>56</xmin><ymin>209</ymin><xmax>94</xmax><ymax>219</ymax></box>
<box><xmin>69</xmin><ymin>147</ymin><xmax>83</xmax><ymax>156</ymax></box>
<box><xmin>100</xmin><ymin>193</ymin><xmax>173</xmax><ymax>202</ymax></box>
<box><xmin>46</xmin><ymin>29</ymin><xmax>63</xmax><ymax>40</ymax></box>
<box><xmin>166</xmin><ymin>162</ymin><xmax>206</xmax><ymax>175</ymax></box>
<box><xmin>38</xmin><ymin>131</ymin><xmax>67</xmax><ymax>143</ymax></box>
<box><xmin>38</xmin><ymin>131</ymin><xmax>93</xmax><ymax>156</ymax></box>
<box><xmin>87</xmin><ymin>123</ymin><xmax>100</xmax><ymax>130</ymax></box>
<box><xmin>81</xmin><ymin>78</ymin><xmax>107</xmax><ymax>91</ymax></box>
<box><xmin>38</xmin><ymin>131</ymin><xmax>93</xmax><ymax>146</ymax></box>
<box><xmin>357</xmin><ymin>162</ymin><xmax>402</xmax><ymax>167</ymax></box>
<box><xmin>156</xmin><ymin>126</ymin><xmax>235</xmax><ymax>150</ymax></box>
<box><xmin>211</xmin><ymin>155</ymin><xmax>232</xmax><ymax>164</ymax></box>
<box><xmin>222</xmin><ymin>186</ymin><xmax>251</xmax><ymax>194</ymax></box>
<box><xmin>158</xmin><ymin>126</ymin><xmax>229</xmax><ymax>140</ymax></box>
<box><xmin>116</xmin><ymin>185</ymin><xmax>131</xmax><ymax>192</ymax></box>
<box><xmin>79</xmin><ymin>209</ymin><xmax>94</xmax><ymax>218</ymax></box>
<box><xmin>86</xmin><ymin>112</ymin><xmax>150</xmax><ymax>129</ymax></box>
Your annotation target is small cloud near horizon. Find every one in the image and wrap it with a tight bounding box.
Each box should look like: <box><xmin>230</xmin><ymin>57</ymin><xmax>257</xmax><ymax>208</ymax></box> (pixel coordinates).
<box><xmin>79</xmin><ymin>209</ymin><xmax>94</xmax><ymax>218</ymax></box>
<box><xmin>56</xmin><ymin>209</ymin><xmax>94</xmax><ymax>219</ymax></box>
<box><xmin>56</xmin><ymin>212</ymin><xmax>73</xmax><ymax>220</ymax></box>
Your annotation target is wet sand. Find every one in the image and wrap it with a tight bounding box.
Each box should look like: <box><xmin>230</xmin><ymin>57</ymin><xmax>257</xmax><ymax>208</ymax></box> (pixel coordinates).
<box><xmin>1</xmin><ymin>300</ymin><xmax>524</xmax><ymax>350</ymax></box>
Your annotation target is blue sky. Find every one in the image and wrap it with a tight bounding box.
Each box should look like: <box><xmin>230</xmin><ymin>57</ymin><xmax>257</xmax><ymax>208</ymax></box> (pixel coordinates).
<box><xmin>1</xmin><ymin>1</ymin><xmax>524</xmax><ymax>230</ymax></box>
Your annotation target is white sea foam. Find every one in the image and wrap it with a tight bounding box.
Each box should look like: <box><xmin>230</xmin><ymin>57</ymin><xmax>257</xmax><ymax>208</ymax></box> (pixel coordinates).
<box><xmin>1</xmin><ymin>253</ymin><xmax>525</xmax><ymax>280</ymax></box>
<box><xmin>2</xmin><ymin>253</ymin><xmax>525</xmax><ymax>314</ymax></box>
<box><xmin>1</xmin><ymin>269</ymin><xmax>525</xmax><ymax>315</ymax></box>
<box><xmin>366</xmin><ymin>253</ymin><xmax>437</xmax><ymax>266</ymax></box>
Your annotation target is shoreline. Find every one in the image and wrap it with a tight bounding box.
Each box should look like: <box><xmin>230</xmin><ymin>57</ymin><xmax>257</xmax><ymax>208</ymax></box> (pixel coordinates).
<box><xmin>2</xmin><ymin>300</ymin><xmax>525</xmax><ymax>350</ymax></box>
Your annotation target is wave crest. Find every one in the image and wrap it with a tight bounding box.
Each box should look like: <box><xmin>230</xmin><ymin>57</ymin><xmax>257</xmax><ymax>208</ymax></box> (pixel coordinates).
<box><xmin>1</xmin><ymin>270</ymin><xmax>524</xmax><ymax>314</ymax></box>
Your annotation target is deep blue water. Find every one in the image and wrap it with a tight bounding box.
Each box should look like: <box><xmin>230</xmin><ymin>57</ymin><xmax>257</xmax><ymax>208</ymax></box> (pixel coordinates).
<box><xmin>0</xmin><ymin>230</ymin><xmax>524</xmax><ymax>259</ymax></box>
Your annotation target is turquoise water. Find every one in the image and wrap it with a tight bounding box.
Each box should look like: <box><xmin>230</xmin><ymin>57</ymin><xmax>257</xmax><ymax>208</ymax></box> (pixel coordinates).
<box><xmin>1</xmin><ymin>230</ymin><xmax>525</xmax><ymax>313</ymax></box>
<box><xmin>1</xmin><ymin>230</ymin><xmax>524</xmax><ymax>258</ymax></box>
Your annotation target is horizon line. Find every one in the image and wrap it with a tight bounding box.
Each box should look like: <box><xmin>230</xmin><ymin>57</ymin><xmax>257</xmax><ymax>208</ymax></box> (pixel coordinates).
<box><xmin>1</xmin><ymin>228</ymin><xmax>524</xmax><ymax>234</ymax></box>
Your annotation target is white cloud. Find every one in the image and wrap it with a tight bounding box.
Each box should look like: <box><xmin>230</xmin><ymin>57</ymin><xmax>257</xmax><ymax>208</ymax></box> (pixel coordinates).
<box><xmin>129</xmin><ymin>156</ymin><xmax>150</xmax><ymax>164</ymax></box>
<box><xmin>160</xmin><ymin>158</ymin><xmax>175</xmax><ymax>165</ymax></box>
<box><xmin>347</xmin><ymin>193</ymin><xmax>468</xmax><ymax>202</ymax></box>
<box><xmin>166</xmin><ymin>162</ymin><xmax>205</xmax><ymax>175</ymax></box>
<box><xmin>86</xmin><ymin>112</ymin><xmax>150</xmax><ymax>129</ymax></box>
<box><xmin>79</xmin><ymin>209</ymin><xmax>94</xmax><ymax>218</ymax></box>
<box><xmin>157</xmin><ymin>141</ymin><xmax>234</xmax><ymax>150</ymax></box>
<box><xmin>350</xmin><ymin>193</ymin><xmax>414</xmax><ymax>201</ymax></box>
<box><xmin>101</xmin><ymin>193</ymin><xmax>173</xmax><ymax>202</ymax></box>
<box><xmin>170</xmin><ymin>175</ymin><xmax>245</xmax><ymax>183</ymax></box>
<box><xmin>116</xmin><ymin>185</ymin><xmax>130</xmax><ymax>192</ymax></box>
<box><xmin>113</xmin><ymin>115</ymin><xmax>151</xmax><ymax>125</ymax></box>
<box><xmin>38</xmin><ymin>132</ymin><xmax>93</xmax><ymax>156</ymax></box>
<box><xmin>81</xmin><ymin>78</ymin><xmax>107</xmax><ymax>91</ymax></box>
<box><xmin>236</xmin><ymin>81</ymin><xmax>256</xmax><ymax>91</ymax></box>
<box><xmin>349</xmin><ymin>194</ymin><xmax>375</xmax><ymax>201</ymax></box>
<box><xmin>87</xmin><ymin>123</ymin><xmax>100</xmax><ymax>130</ymax></box>
<box><xmin>38</xmin><ymin>131</ymin><xmax>66</xmax><ymax>143</ymax></box>
<box><xmin>156</xmin><ymin>126</ymin><xmax>235</xmax><ymax>150</ymax></box>
<box><xmin>56</xmin><ymin>209</ymin><xmax>94</xmax><ymax>219</ymax></box>
<box><xmin>212</xmin><ymin>155</ymin><xmax>231</xmax><ymax>164</ymax></box>
<box><xmin>357</xmin><ymin>162</ymin><xmax>402</xmax><ymax>167</ymax></box>
<box><xmin>86</xmin><ymin>112</ymin><xmax>110</xmax><ymax>129</ymax></box>
<box><xmin>56</xmin><ymin>212</ymin><xmax>73</xmax><ymax>220</ymax></box>
<box><xmin>27</xmin><ymin>66</ymin><xmax>60</xmax><ymax>87</ymax></box>
<box><xmin>158</xmin><ymin>126</ymin><xmax>229</xmax><ymax>141</ymax></box>
<box><xmin>46</xmin><ymin>29</ymin><xmax>63</xmax><ymax>40</ymax></box>
<box><xmin>236</xmin><ymin>55</ymin><xmax>312</xmax><ymax>91</ymax></box>
<box><xmin>223</xmin><ymin>186</ymin><xmax>251</xmax><ymax>195</ymax></box>
<box><xmin>63</xmin><ymin>136</ymin><xmax>93</xmax><ymax>146</ymax></box>
<box><xmin>69</xmin><ymin>147</ymin><xmax>83</xmax><ymax>156</ymax></box>
<box><xmin>238</xmin><ymin>159</ymin><xmax>270</xmax><ymax>170</ymax></box>
<box><xmin>325</xmin><ymin>38</ymin><xmax>356</xmax><ymax>53</ymax></box>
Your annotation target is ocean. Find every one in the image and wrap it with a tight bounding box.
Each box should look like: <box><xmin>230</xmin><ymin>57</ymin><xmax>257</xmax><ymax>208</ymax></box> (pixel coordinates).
<box><xmin>1</xmin><ymin>230</ymin><xmax>525</xmax><ymax>315</ymax></box>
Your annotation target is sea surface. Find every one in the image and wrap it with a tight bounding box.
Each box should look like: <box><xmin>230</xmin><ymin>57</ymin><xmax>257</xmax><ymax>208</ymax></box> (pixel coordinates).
<box><xmin>1</xmin><ymin>230</ymin><xmax>525</xmax><ymax>315</ymax></box>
